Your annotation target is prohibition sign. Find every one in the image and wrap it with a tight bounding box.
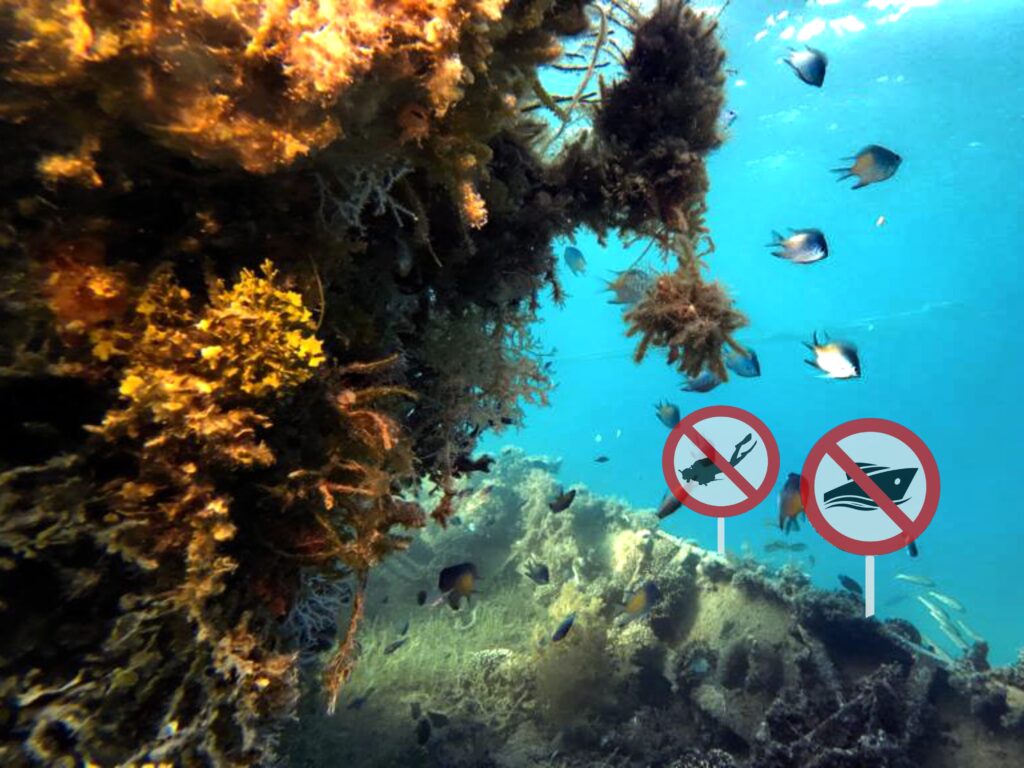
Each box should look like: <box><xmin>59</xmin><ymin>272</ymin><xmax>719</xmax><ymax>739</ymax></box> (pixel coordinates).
<box><xmin>801</xmin><ymin>418</ymin><xmax>939</xmax><ymax>557</ymax></box>
<box><xmin>662</xmin><ymin>405</ymin><xmax>780</xmax><ymax>518</ymax></box>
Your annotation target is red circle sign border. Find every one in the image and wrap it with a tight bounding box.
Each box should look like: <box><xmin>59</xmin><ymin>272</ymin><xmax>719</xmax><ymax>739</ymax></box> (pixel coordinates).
<box><xmin>662</xmin><ymin>405</ymin><xmax>780</xmax><ymax>519</ymax></box>
<box><xmin>800</xmin><ymin>418</ymin><xmax>940</xmax><ymax>556</ymax></box>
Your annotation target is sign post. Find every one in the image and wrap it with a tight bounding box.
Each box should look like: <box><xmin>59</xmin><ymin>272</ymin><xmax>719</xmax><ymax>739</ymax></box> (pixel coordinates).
<box><xmin>662</xmin><ymin>405</ymin><xmax>780</xmax><ymax>555</ymax></box>
<box><xmin>801</xmin><ymin>418</ymin><xmax>940</xmax><ymax>617</ymax></box>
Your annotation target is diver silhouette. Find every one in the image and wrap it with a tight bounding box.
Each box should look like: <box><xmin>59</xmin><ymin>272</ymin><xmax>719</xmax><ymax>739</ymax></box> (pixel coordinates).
<box><xmin>679</xmin><ymin>433</ymin><xmax>756</xmax><ymax>487</ymax></box>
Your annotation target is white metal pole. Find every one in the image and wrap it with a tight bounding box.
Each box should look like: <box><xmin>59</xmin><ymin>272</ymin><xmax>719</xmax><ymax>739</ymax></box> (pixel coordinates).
<box><xmin>865</xmin><ymin>555</ymin><xmax>875</xmax><ymax>618</ymax></box>
<box><xmin>717</xmin><ymin>518</ymin><xmax>725</xmax><ymax>556</ymax></box>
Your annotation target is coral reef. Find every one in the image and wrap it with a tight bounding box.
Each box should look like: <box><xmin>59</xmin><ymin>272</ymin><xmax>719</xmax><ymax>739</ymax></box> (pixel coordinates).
<box><xmin>0</xmin><ymin>0</ymin><xmax>744</xmax><ymax>763</ymax></box>
<box><xmin>283</xmin><ymin>449</ymin><xmax>1024</xmax><ymax>768</ymax></box>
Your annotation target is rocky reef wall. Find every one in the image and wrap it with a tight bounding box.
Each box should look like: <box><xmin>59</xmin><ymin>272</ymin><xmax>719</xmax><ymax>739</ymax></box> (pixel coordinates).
<box><xmin>0</xmin><ymin>1</ymin><xmax>748</xmax><ymax>765</ymax></box>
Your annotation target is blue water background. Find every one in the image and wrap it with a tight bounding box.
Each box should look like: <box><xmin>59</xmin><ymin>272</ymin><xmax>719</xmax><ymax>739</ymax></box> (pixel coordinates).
<box><xmin>482</xmin><ymin>0</ymin><xmax>1024</xmax><ymax>663</ymax></box>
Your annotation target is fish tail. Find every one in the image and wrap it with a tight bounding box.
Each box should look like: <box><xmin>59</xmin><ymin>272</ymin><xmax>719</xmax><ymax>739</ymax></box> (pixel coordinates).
<box><xmin>830</xmin><ymin>167</ymin><xmax>853</xmax><ymax>181</ymax></box>
<box><xmin>767</xmin><ymin>230</ymin><xmax>785</xmax><ymax>246</ymax></box>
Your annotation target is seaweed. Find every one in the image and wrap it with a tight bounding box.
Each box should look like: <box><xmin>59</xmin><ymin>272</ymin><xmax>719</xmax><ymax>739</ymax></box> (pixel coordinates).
<box><xmin>0</xmin><ymin>0</ymin><xmax>743</xmax><ymax>762</ymax></box>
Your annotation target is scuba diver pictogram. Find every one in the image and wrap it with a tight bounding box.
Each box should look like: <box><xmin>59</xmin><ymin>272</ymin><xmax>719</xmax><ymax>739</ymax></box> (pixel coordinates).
<box><xmin>678</xmin><ymin>433</ymin><xmax>756</xmax><ymax>487</ymax></box>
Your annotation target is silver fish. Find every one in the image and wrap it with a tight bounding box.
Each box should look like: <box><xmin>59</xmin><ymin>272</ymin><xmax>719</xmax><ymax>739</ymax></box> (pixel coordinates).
<box><xmin>895</xmin><ymin>573</ymin><xmax>936</xmax><ymax>588</ymax></box>
<box><xmin>928</xmin><ymin>590</ymin><xmax>965</xmax><ymax>614</ymax></box>
<box><xmin>955</xmin><ymin>619</ymin><xmax>984</xmax><ymax>646</ymax></box>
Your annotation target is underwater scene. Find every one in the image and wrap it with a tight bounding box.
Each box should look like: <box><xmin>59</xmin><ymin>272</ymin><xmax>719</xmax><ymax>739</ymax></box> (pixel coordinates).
<box><xmin>1</xmin><ymin>0</ymin><xmax>1023</xmax><ymax>766</ymax></box>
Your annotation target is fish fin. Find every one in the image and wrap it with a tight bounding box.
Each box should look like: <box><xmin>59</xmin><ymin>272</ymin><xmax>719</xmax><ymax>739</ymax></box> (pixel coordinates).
<box><xmin>851</xmin><ymin>179</ymin><xmax>868</xmax><ymax>190</ymax></box>
<box><xmin>830</xmin><ymin>167</ymin><xmax>853</xmax><ymax>180</ymax></box>
<box><xmin>803</xmin><ymin>359</ymin><xmax>819</xmax><ymax>370</ymax></box>
<box><xmin>766</xmin><ymin>230</ymin><xmax>785</xmax><ymax>246</ymax></box>
<box><xmin>770</xmin><ymin>250</ymin><xmax>790</xmax><ymax>260</ymax></box>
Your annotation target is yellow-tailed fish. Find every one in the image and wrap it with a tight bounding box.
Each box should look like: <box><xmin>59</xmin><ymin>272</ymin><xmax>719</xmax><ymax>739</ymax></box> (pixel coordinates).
<box><xmin>804</xmin><ymin>331</ymin><xmax>861</xmax><ymax>379</ymax></box>
<box><xmin>833</xmin><ymin>145</ymin><xmax>902</xmax><ymax>189</ymax></box>
<box><xmin>778</xmin><ymin>472</ymin><xmax>805</xmax><ymax>533</ymax></box>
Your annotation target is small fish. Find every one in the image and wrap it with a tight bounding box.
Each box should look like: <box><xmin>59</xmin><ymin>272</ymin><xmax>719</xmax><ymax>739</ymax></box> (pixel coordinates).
<box><xmin>907</xmin><ymin>540</ymin><xmax>919</xmax><ymax>558</ymax></box>
<box><xmin>549</xmin><ymin>487</ymin><xmax>576</xmax><ymax>513</ymax></box>
<box><xmin>838</xmin><ymin>574</ymin><xmax>863</xmax><ymax>596</ymax></box>
<box><xmin>604</xmin><ymin>268</ymin><xmax>652</xmax><ymax>305</ymax></box>
<box><xmin>778</xmin><ymin>473</ymin><xmax>805</xmax><ymax>533</ymax></box>
<box><xmin>594</xmin><ymin>455</ymin><xmax>610</xmax><ymax>463</ymax></box>
<box><xmin>895</xmin><ymin>573</ymin><xmax>935</xmax><ymax>588</ymax></box>
<box><xmin>415</xmin><ymin>717</ymin><xmax>432</xmax><ymax>745</ymax></box>
<box><xmin>159</xmin><ymin>721</ymin><xmax>179</xmax><ymax>739</ymax></box>
<box><xmin>347</xmin><ymin>688</ymin><xmax>374</xmax><ymax>710</ymax></box>
<box><xmin>768</xmin><ymin>228</ymin><xmax>828</xmax><ymax>264</ymax></box>
<box><xmin>832</xmin><ymin>145</ymin><xmax>902</xmax><ymax>189</ymax></box>
<box><xmin>875</xmin><ymin>215</ymin><xmax>887</xmax><ymax>228</ymax></box>
<box><xmin>917</xmin><ymin>594</ymin><xmax>947</xmax><ymax>620</ymax></box>
<box><xmin>552</xmin><ymin>612</ymin><xmax>576</xmax><ymax>642</ymax></box>
<box><xmin>725</xmin><ymin>347</ymin><xmax>761</xmax><ymax>378</ymax></box>
<box><xmin>383</xmin><ymin>637</ymin><xmax>407</xmax><ymax>655</ymax></box>
<box><xmin>654</xmin><ymin>400</ymin><xmax>681</xmax><ymax>428</ymax></box>
<box><xmin>928</xmin><ymin>590</ymin><xmax>965</xmax><ymax>614</ymax></box>
<box><xmin>395</xmin><ymin>239</ymin><xmax>414</xmax><ymax>278</ymax></box>
<box><xmin>399</xmin><ymin>619</ymin><xmax>410</xmax><ymax>636</ymax></box>
<box><xmin>427</xmin><ymin>711</ymin><xmax>450</xmax><ymax>728</ymax></box>
<box><xmin>437</xmin><ymin>562</ymin><xmax>478</xmax><ymax>610</ymax></box>
<box><xmin>804</xmin><ymin>332</ymin><xmax>860</xmax><ymax>379</ymax></box>
<box><xmin>682</xmin><ymin>370</ymin><xmax>721</xmax><ymax>393</ymax></box>
<box><xmin>449</xmin><ymin>515</ymin><xmax>463</xmax><ymax>526</ymax></box>
<box><xmin>657</xmin><ymin>491</ymin><xmax>683</xmax><ymax>520</ymax></box>
<box><xmin>523</xmin><ymin>562</ymin><xmax>550</xmax><ymax>585</ymax></box>
<box><xmin>720</xmin><ymin>108</ymin><xmax>738</xmax><ymax>129</ymax></box>
<box><xmin>416</xmin><ymin>589</ymin><xmax>428</xmax><ymax>606</ymax></box>
<box><xmin>955</xmin><ymin>619</ymin><xmax>984</xmax><ymax>646</ymax></box>
<box><xmin>453</xmin><ymin>454</ymin><xmax>495</xmax><ymax>475</ymax></box>
<box><xmin>764</xmin><ymin>540</ymin><xmax>808</xmax><ymax>553</ymax></box>
<box><xmin>935</xmin><ymin>617</ymin><xmax>970</xmax><ymax>653</ymax></box>
<box><xmin>624</xmin><ymin>581</ymin><xmax>662</xmax><ymax>618</ymax></box>
<box><xmin>784</xmin><ymin>46</ymin><xmax>828</xmax><ymax>87</ymax></box>
<box><xmin>883</xmin><ymin>592</ymin><xmax>909</xmax><ymax>607</ymax></box>
<box><xmin>410</xmin><ymin>702</ymin><xmax>422</xmax><ymax>720</ymax></box>
<box><xmin>564</xmin><ymin>246</ymin><xmax>587</xmax><ymax>276</ymax></box>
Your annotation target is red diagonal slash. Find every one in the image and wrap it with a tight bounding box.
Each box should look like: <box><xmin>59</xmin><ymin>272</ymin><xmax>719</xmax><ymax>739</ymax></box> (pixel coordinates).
<box><xmin>825</xmin><ymin>443</ymin><xmax>916</xmax><ymax>533</ymax></box>
<box><xmin>681</xmin><ymin>425</ymin><xmax>758</xmax><ymax>499</ymax></box>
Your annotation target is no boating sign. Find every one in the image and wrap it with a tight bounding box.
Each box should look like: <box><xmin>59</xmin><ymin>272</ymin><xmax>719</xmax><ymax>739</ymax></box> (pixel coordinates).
<box><xmin>801</xmin><ymin>418</ymin><xmax>939</xmax><ymax>557</ymax></box>
<box><xmin>801</xmin><ymin>417</ymin><xmax>940</xmax><ymax>616</ymax></box>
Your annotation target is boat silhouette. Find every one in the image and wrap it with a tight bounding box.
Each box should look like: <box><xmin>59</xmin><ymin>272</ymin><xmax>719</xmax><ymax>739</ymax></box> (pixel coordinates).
<box><xmin>823</xmin><ymin>462</ymin><xmax>917</xmax><ymax>511</ymax></box>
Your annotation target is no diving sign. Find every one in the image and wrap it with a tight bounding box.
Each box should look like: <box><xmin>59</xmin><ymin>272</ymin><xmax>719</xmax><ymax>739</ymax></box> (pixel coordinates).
<box><xmin>662</xmin><ymin>405</ymin><xmax>780</xmax><ymax>518</ymax></box>
<box><xmin>802</xmin><ymin>418</ymin><xmax>939</xmax><ymax>556</ymax></box>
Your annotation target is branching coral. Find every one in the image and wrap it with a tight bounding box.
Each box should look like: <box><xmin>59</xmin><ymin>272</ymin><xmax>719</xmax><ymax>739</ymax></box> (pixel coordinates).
<box><xmin>624</xmin><ymin>268</ymin><xmax>747</xmax><ymax>380</ymax></box>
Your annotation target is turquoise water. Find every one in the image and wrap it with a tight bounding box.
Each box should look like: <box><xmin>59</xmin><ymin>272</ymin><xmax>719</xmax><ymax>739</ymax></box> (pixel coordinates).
<box><xmin>484</xmin><ymin>0</ymin><xmax>1024</xmax><ymax>664</ymax></box>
